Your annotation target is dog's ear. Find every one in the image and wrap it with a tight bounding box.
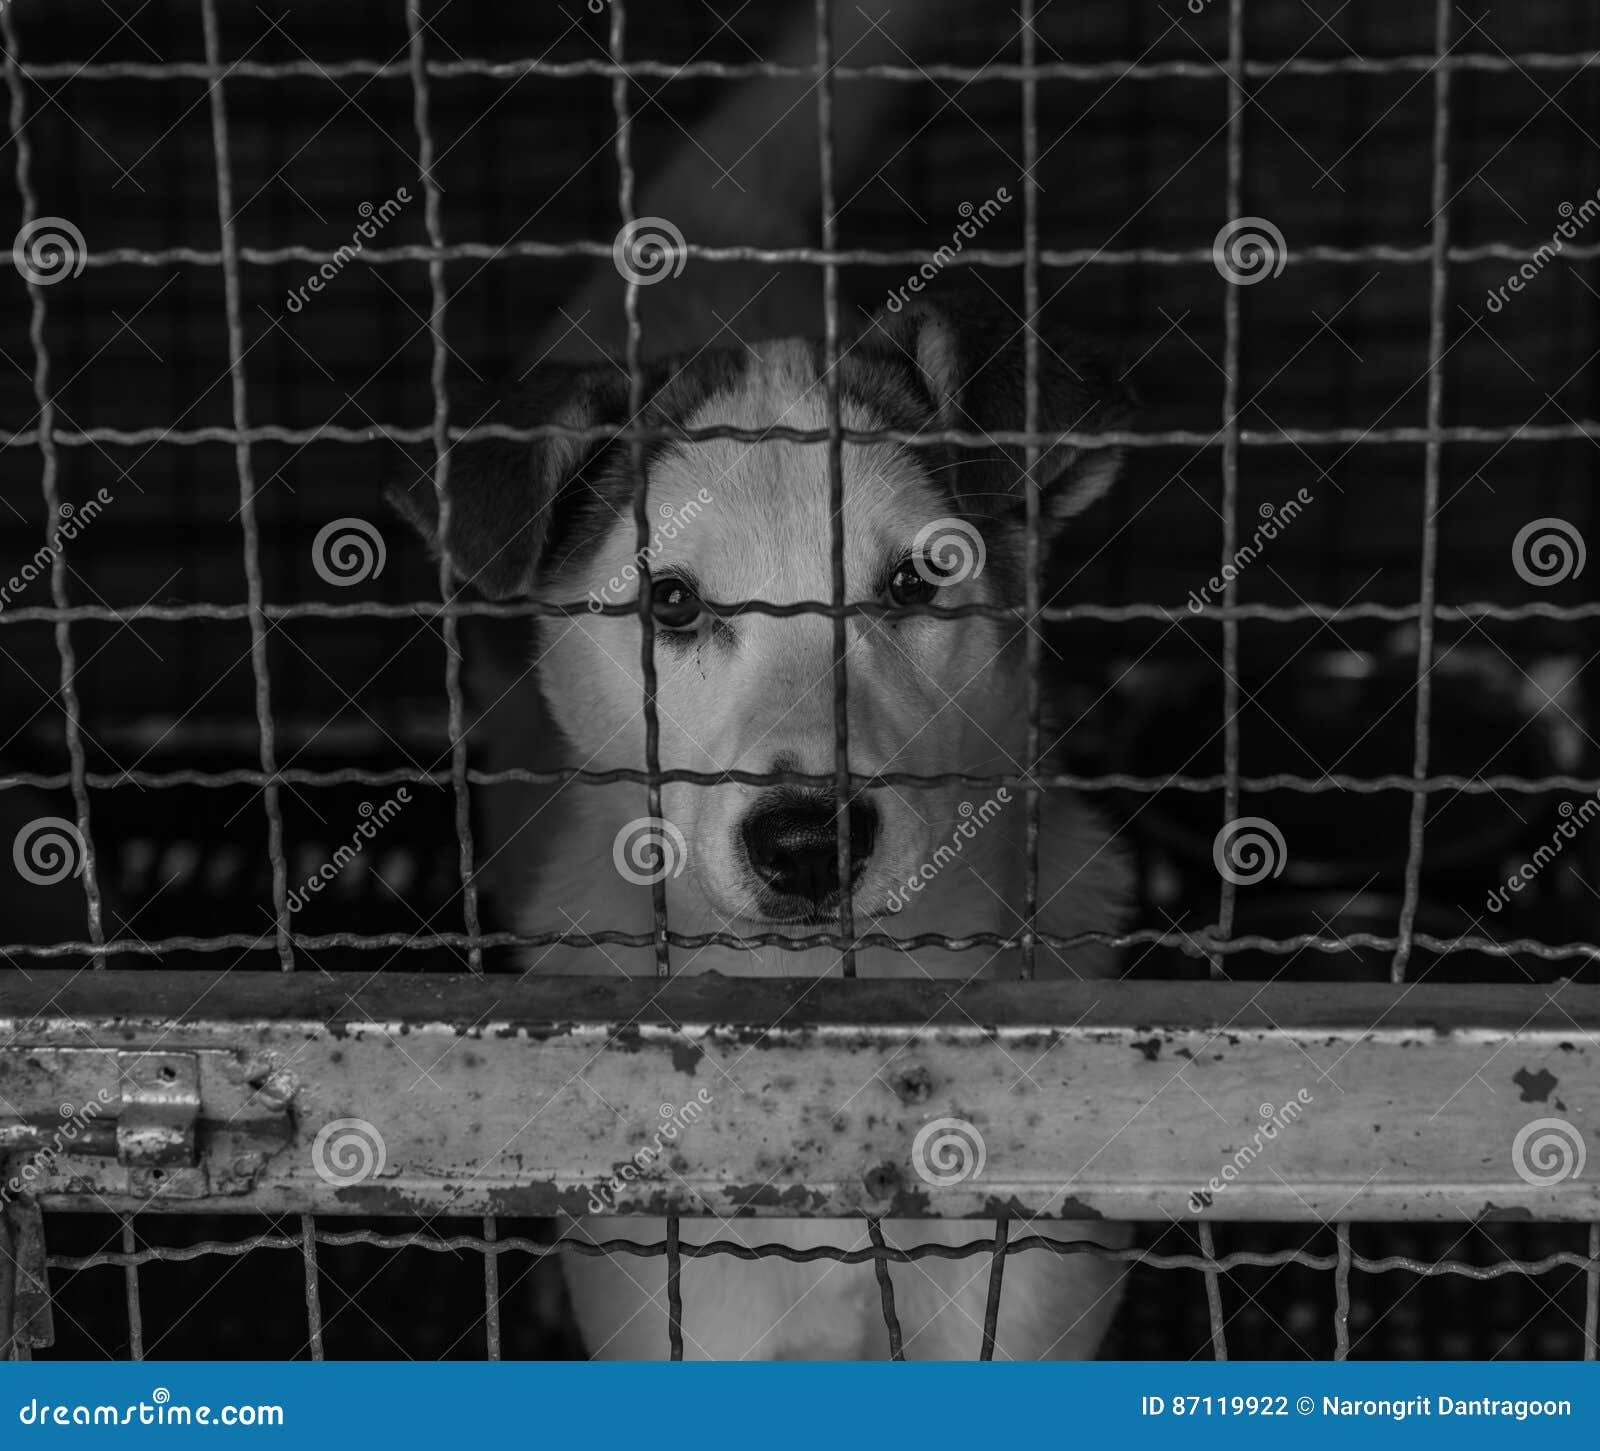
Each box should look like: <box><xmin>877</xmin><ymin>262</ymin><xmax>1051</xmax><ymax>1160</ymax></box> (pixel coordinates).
<box><xmin>861</xmin><ymin>295</ymin><xmax>1131</xmax><ymax>526</ymax></box>
<box><xmin>387</xmin><ymin>366</ymin><xmax>632</xmax><ymax>599</ymax></box>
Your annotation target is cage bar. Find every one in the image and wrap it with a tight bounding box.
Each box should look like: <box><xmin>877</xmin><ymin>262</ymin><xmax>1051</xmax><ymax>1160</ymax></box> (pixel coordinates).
<box><xmin>120</xmin><ymin>1217</ymin><xmax>144</xmax><ymax>1361</ymax></box>
<box><xmin>978</xmin><ymin>1215</ymin><xmax>1008</xmax><ymax>1360</ymax></box>
<box><xmin>1198</xmin><ymin>1221</ymin><xmax>1228</xmax><ymax>1360</ymax></box>
<box><xmin>8</xmin><ymin>418</ymin><xmax>1600</xmax><ymax>452</ymax></box>
<box><xmin>866</xmin><ymin>1219</ymin><xmax>905</xmax><ymax>1360</ymax></box>
<box><xmin>18</xmin><ymin>237</ymin><xmax>1600</xmax><ymax>275</ymax></box>
<box><xmin>406</xmin><ymin>0</ymin><xmax>483</xmax><ymax>973</ymax></box>
<box><xmin>17</xmin><ymin>52</ymin><xmax>1600</xmax><ymax>85</ymax></box>
<box><xmin>1392</xmin><ymin>0</ymin><xmax>1456</xmax><ymax>984</ymax></box>
<box><xmin>666</xmin><ymin>1216</ymin><xmax>684</xmax><ymax>1361</ymax></box>
<box><xmin>4</xmin><ymin>924</ymin><xmax>1594</xmax><ymax>965</ymax></box>
<box><xmin>482</xmin><ymin>1216</ymin><xmax>501</xmax><ymax>1361</ymax></box>
<box><xmin>199</xmin><ymin>0</ymin><xmax>293</xmax><ymax>970</ymax></box>
<box><xmin>300</xmin><ymin>1215</ymin><xmax>325</xmax><ymax>1360</ymax></box>
<box><xmin>1334</xmin><ymin>1223</ymin><xmax>1352</xmax><ymax>1360</ymax></box>
<box><xmin>1587</xmin><ymin>1223</ymin><xmax>1599</xmax><ymax>1360</ymax></box>
<box><xmin>3</xmin><ymin>763</ymin><xmax>1599</xmax><ymax>796</ymax></box>
<box><xmin>1019</xmin><ymin>0</ymin><xmax>1042</xmax><ymax>981</ymax></box>
<box><xmin>41</xmin><ymin>1224</ymin><xmax>1600</xmax><ymax>1278</ymax></box>
<box><xmin>0</xmin><ymin>6</ymin><xmax>106</xmax><ymax>969</ymax></box>
<box><xmin>607</xmin><ymin>0</ymin><xmax>671</xmax><ymax>977</ymax></box>
<box><xmin>1212</xmin><ymin>0</ymin><xmax>1246</xmax><ymax>980</ymax></box>
<box><xmin>814</xmin><ymin>0</ymin><xmax>858</xmax><ymax>979</ymax></box>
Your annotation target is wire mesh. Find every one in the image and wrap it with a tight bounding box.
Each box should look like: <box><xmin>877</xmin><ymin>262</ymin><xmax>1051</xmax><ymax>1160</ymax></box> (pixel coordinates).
<box><xmin>1</xmin><ymin>0</ymin><xmax>1597</xmax><ymax>1365</ymax></box>
<box><xmin>34</xmin><ymin>1219</ymin><xmax>1600</xmax><ymax>1360</ymax></box>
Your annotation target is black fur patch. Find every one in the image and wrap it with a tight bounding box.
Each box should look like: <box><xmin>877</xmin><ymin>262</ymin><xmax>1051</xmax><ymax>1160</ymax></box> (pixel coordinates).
<box><xmin>390</xmin><ymin>297</ymin><xmax>1129</xmax><ymax>604</ymax></box>
<box><xmin>542</xmin><ymin>349</ymin><xmax>751</xmax><ymax>585</ymax></box>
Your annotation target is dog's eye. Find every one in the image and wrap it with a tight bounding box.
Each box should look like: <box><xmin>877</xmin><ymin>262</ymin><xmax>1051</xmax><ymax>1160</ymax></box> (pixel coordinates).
<box><xmin>886</xmin><ymin>559</ymin><xmax>941</xmax><ymax>608</ymax></box>
<box><xmin>650</xmin><ymin>577</ymin><xmax>703</xmax><ymax>630</ymax></box>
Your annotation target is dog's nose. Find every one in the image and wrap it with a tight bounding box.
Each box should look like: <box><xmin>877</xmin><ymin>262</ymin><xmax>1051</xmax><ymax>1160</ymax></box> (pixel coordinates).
<box><xmin>741</xmin><ymin>791</ymin><xmax>878</xmax><ymax>902</ymax></box>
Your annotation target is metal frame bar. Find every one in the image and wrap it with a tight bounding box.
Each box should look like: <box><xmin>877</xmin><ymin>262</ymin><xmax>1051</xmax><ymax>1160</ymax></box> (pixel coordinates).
<box><xmin>3</xmin><ymin>971</ymin><xmax>1597</xmax><ymax>1222</ymax></box>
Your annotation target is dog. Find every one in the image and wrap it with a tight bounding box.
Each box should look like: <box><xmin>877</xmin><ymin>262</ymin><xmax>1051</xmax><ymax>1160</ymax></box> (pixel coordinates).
<box><xmin>393</xmin><ymin>292</ymin><xmax>1135</xmax><ymax>1359</ymax></box>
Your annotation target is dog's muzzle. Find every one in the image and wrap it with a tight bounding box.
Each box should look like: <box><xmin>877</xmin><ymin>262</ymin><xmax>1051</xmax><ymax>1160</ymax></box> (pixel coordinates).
<box><xmin>740</xmin><ymin>789</ymin><xmax>878</xmax><ymax>916</ymax></box>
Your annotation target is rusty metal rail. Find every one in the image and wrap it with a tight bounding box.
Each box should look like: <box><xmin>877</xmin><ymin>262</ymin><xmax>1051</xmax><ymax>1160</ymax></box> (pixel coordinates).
<box><xmin>0</xmin><ymin>972</ymin><xmax>1595</xmax><ymax>1222</ymax></box>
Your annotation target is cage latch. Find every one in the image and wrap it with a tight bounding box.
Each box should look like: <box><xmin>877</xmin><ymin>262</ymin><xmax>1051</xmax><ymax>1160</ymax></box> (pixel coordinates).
<box><xmin>0</xmin><ymin>1046</ymin><xmax>295</xmax><ymax>1201</ymax></box>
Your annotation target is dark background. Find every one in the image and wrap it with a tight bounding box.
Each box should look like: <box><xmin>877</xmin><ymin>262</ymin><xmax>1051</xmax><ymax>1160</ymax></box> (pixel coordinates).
<box><xmin>3</xmin><ymin>0</ymin><xmax>1598</xmax><ymax>1360</ymax></box>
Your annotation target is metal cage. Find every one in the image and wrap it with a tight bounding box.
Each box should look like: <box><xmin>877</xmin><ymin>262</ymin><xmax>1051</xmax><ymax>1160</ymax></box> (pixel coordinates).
<box><xmin>1</xmin><ymin>0</ymin><xmax>1599</xmax><ymax>1361</ymax></box>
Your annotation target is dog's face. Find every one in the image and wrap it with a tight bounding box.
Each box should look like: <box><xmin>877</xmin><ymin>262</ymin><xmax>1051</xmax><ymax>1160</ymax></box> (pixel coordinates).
<box><xmin>394</xmin><ymin>300</ymin><xmax>1128</xmax><ymax>928</ymax></box>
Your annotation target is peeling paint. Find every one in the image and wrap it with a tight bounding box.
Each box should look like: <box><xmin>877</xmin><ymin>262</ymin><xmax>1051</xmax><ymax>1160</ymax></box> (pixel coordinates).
<box><xmin>1513</xmin><ymin>1066</ymin><xmax>1558</xmax><ymax>1103</ymax></box>
<box><xmin>608</xmin><ymin>1025</ymin><xmax>644</xmax><ymax>1054</ymax></box>
<box><xmin>981</xmin><ymin>1194</ymin><xmax>1035</xmax><ymax>1218</ymax></box>
<box><xmin>882</xmin><ymin>1183</ymin><xmax>933</xmax><ymax>1217</ymax></box>
<box><xmin>669</xmin><ymin>1039</ymin><xmax>704</xmax><ymax>1075</ymax></box>
<box><xmin>1475</xmin><ymin>1202</ymin><xmax>1535</xmax><ymax>1221</ymax></box>
<box><xmin>726</xmin><ymin>1182</ymin><xmax>829</xmax><ymax>1213</ymax></box>
<box><xmin>1056</xmin><ymin>1196</ymin><xmax>1107</xmax><ymax>1222</ymax></box>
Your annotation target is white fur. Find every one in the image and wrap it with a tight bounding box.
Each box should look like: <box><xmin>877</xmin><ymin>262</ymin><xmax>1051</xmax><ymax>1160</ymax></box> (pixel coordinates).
<box><xmin>483</xmin><ymin>340</ymin><xmax>1131</xmax><ymax>1358</ymax></box>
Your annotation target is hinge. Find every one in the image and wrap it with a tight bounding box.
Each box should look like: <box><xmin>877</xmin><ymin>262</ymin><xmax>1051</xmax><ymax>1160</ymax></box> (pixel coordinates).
<box><xmin>0</xmin><ymin>1047</ymin><xmax>295</xmax><ymax>1201</ymax></box>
